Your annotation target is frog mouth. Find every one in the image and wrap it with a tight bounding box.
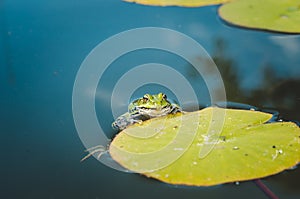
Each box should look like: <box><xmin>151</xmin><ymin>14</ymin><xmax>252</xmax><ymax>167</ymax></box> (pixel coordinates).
<box><xmin>138</xmin><ymin>106</ymin><xmax>172</xmax><ymax>117</ymax></box>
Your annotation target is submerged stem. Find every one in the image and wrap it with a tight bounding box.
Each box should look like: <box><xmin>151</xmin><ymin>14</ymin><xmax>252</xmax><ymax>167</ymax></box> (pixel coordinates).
<box><xmin>253</xmin><ymin>179</ymin><xmax>280</xmax><ymax>199</ymax></box>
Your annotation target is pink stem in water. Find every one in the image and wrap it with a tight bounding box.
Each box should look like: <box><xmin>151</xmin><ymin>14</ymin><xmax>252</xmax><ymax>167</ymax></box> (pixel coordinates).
<box><xmin>253</xmin><ymin>179</ymin><xmax>280</xmax><ymax>199</ymax></box>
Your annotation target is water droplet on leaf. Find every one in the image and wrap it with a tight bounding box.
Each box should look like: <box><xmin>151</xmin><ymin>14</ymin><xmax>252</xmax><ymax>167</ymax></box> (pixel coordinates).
<box><xmin>280</xmin><ymin>14</ymin><xmax>289</xmax><ymax>19</ymax></box>
<box><xmin>219</xmin><ymin>136</ymin><xmax>226</xmax><ymax>141</ymax></box>
<box><xmin>174</xmin><ymin>148</ymin><xmax>184</xmax><ymax>151</ymax></box>
<box><xmin>233</xmin><ymin>146</ymin><xmax>239</xmax><ymax>150</ymax></box>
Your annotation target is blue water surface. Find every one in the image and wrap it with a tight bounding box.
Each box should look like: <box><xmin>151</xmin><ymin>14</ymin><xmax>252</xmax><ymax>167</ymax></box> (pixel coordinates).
<box><xmin>1</xmin><ymin>0</ymin><xmax>300</xmax><ymax>199</ymax></box>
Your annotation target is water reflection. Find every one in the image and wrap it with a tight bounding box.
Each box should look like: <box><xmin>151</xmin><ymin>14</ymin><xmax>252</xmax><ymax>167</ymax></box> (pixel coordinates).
<box><xmin>188</xmin><ymin>37</ymin><xmax>300</xmax><ymax>192</ymax></box>
<box><xmin>212</xmin><ymin>38</ymin><xmax>242</xmax><ymax>102</ymax></box>
<box><xmin>187</xmin><ymin>37</ymin><xmax>300</xmax><ymax>122</ymax></box>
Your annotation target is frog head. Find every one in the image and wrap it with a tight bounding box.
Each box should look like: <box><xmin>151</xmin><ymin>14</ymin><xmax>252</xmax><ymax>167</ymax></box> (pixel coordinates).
<box><xmin>128</xmin><ymin>93</ymin><xmax>174</xmax><ymax>117</ymax></box>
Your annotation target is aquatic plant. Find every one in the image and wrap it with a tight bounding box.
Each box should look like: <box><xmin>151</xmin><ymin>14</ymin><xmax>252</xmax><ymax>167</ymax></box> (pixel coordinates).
<box><xmin>124</xmin><ymin>0</ymin><xmax>300</xmax><ymax>33</ymax></box>
<box><xmin>110</xmin><ymin>107</ymin><xmax>300</xmax><ymax>186</ymax></box>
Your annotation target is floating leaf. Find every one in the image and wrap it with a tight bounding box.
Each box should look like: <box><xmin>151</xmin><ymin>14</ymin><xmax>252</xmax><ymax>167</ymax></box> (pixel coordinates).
<box><xmin>123</xmin><ymin>0</ymin><xmax>231</xmax><ymax>7</ymax></box>
<box><xmin>110</xmin><ymin>107</ymin><xmax>300</xmax><ymax>186</ymax></box>
<box><xmin>219</xmin><ymin>0</ymin><xmax>300</xmax><ymax>33</ymax></box>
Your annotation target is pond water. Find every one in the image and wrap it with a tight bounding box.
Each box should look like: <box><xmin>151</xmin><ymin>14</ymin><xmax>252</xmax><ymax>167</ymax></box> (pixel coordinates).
<box><xmin>1</xmin><ymin>0</ymin><xmax>300</xmax><ymax>199</ymax></box>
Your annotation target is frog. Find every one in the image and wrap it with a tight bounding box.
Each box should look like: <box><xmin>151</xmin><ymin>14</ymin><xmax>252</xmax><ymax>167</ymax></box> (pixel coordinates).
<box><xmin>81</xmin><ymin>93</ymin><xmax>182</xmax><ymax>162</ymax></box>
<box><xmin>112</xmin><ymin>93</ymin><xmax>182</xmax><ymax>130</ymax></box>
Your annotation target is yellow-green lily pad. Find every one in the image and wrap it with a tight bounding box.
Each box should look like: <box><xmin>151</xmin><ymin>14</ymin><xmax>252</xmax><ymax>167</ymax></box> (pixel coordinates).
<box><xmin>219</xmin><ymin>0</ymin><xmax>300</xmax><ymax>34</ymax></box>
<box><xmin>110</xmin><ymin>107</ymin><xmax>300</xmax><ymax>186</ymax></box>
<box><xmin>123</xmin><ymin>0</ymin><xmax>231</xmax><ymax>7</ymax></box>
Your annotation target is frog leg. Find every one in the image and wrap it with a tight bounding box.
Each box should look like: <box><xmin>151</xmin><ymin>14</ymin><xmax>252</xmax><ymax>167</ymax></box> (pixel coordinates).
<box><xmin>112</xmin><ymin>113</ymin><xmax>131</xmax><ymax>130</ymax></box>
<box><xmin>171</xmin><ymin>103</ymin><xmax>182</xmax><ymax>113</ymax></box>
<box><xmin>81</xmin><ymin>145</ymin><xmax>107</xmax><ymax>162</ymax></box>
<box><xmin>112</xmin><ymin>112</ymin><xmax>145</xmax><ymax>130</ymax></box>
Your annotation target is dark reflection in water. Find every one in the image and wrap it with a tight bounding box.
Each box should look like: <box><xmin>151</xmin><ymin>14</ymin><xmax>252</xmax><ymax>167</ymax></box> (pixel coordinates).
<box><xmin>101</xmin><ymin>34</ymin><xmax>300</xmax><ymax>196</ymax></box>
<box><xmin>189</xmin><ymin>37</ymin><xmax>300</xmax><ymax>193</ymax></box>
<box><xmin>188</xmin><ymin>37</ymin><xmax>300</xmax><ymax>123</ymax></box>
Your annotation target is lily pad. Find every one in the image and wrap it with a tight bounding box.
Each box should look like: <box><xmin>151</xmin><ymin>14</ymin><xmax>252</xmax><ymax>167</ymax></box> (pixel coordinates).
<box><xmin>123</xmin><ymin>0</ymin><xmax>231</xmax><ymax>7</ymax></box>
<box><xmin>110</xmin><ymin>107</ymin><xmax>300</xmax><ymax>186</ymax></box>
<box><xmin>219</xmin><ymin>0</ymin><xmax>300</xmax><ymax>33</ymax></box>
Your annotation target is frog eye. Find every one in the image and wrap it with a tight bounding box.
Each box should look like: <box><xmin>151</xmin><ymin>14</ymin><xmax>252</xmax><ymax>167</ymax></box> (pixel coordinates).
<box><xmin>162</xmin><ymin>93</ymin><xmax>167</xmax><ymax>99</ymax></box>
<box><xmin>143</xmin><ymin>94</ymin><xmax>149</xmax><ymax>101</ymax></box>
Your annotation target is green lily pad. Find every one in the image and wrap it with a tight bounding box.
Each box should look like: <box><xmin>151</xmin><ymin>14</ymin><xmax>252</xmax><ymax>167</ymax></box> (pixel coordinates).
<box><xmin>219</xmin><ymin>0</ymin><xmax>300</xmax><ymax>33</ymax></box>
<box><xmin>123</xmin><ymin>0</ymin><xmax>231</xmax><ymax>7</ymax></box>
<box><xmin>110</xmin><ymin>107</ymin><xmax>300</xmax><ymax>186</ymax></box>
